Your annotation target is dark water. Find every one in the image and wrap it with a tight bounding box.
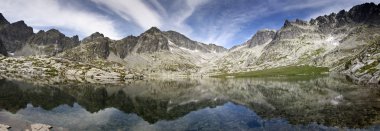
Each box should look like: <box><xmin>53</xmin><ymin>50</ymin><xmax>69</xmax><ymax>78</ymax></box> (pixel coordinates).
<box><xmin>0</xmin><ymin>76</ymin><xmax>380</xmax><ymax>131</ymax></box>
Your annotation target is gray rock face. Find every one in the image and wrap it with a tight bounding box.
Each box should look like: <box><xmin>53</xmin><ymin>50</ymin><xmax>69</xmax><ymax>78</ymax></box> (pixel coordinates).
<box><xmin>134</xmin><ymin>27</ymin><xmax>170</xmax><ymax>53</ymax></box>
<box><xmin>25</xmin><ymin>29</ymin><xmax>80</xmax><ymax>56</ymax></box>
<box><xmin>310</xmin><ymin>2</ymin><xmax>380</xmax><ymax>33</ymax></box>
<box><xmin>110</xmin><ymin>35</ymin><xmax>138</xmax><ymax>58</ymax></box>
<box><xmin>82</xmin><ymin>32</ymin><xmax>104</xmax><ymax>43</ymax></box>
<box><xmin>60</xmin><ymin>32</ymin><xmax>110</xmax><ymax>61</ymax></box>
<box><xmin>205</xmin><ymin>43</ymin><xmax>227</xmax><ymax>53</ymax></box>
<box><xmin>0</xmin><ymin>13</ymin><xmax>10</xmax><ymax>28</ymax></box>
<box><xmin>339</xmin><ymin>37</ymin><xmax>380</xmax><ymax>85</ymax></box>
<box><xmin>246</xmin><ymin>30</ymin><xmax>276</xmax><ymax>48</ymax></box>
<box><xmin>0</xmin><ymin>39</ymin><xmax>7</xmax><ymax>56</ymax></box>
<box><xmin>274</xmin><ymin>20</ymin><xmax>312</xmax><ymax>40</ymax></box>
<box><xmin>164</xmin><ymin>31</ymin><xmax>227</xmax><ymax>53</ymax></box>
<box><xmin>0</xmin><ymin>20</ymin><xmax>34</xmax><ymax>52</ymax></box>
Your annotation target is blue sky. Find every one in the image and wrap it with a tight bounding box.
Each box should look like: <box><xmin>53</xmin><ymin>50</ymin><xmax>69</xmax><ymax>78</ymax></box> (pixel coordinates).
<box><xmin>0</xmin><ymin>0</ymin><xmax>379</xmax><ymax>48</ymax></box>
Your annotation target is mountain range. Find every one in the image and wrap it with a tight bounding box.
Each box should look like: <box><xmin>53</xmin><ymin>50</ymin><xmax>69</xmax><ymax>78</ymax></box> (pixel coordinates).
<box><xmin>0</xmin><ymin>2</ymin><xmax>379</xmax><ymax>84</ymax></box>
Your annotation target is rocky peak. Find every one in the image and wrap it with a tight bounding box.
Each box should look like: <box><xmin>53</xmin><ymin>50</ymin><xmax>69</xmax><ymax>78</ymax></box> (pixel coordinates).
<box><xmin>310</xmin><ymin>2</ymin><xmax>379</xmax><ymax>31</ymax></box>
<box><xmin>347</xmin><ymin>2</ymin><xmax>380</xmax><ymax>23</ymax></box>
<box><xmin>83</xmin><ymin>32</ymin><xmax>105</xmax><ymax>43</ymax></box>
<box><xmin>205</xmin><ymin>43</ymin><xmax>227</xmax><ymax>53</ymax></box>
<box><xmin>164</xmin><ymin>30</ymin><xmax>227</xmax><ymax>53</ymax></box>
<box><xmin>283</xmin><ymin>20</ymin><xmax>292</xmax><ymax>28</ymax></box>
<box><xmin>246</xmin><ymin>29</ymin><xmax>276</xmax><ymax>48</ymax></box>
<box><xmin>46</xmin><ymin>28</ymin><xmax>60</xmax><ymax>34</ymax></box>
<box><xmin>134</xmin><ymin>27</ymin><xmax>169</xmax><ymax>53</ymax></box>
<box><xmin>164</xmin><ymin>30</ymin><xmax>209</xmax><ymax>52</ymax></box>
<box><xmin>283</xmin><ymin>19</ymin><xmax>308</xmax><ymax>28</ymax></box>
<box><xmin>29</xmin><ymin>29</ymin><xmax>79</xmax><ymax>46</ymax></box>
<box><xmin>0</xmin><ymin>13</ymin><xmax>9</xmax><ymax>27</ymax></box>
<box><xmin>144</xmin><ymin>27</ymin><xmax>161</xmax><ymax>34</ymax></box>
<box><xmin>0</xmin><ymin>20</ymin><xmax>34</xmax><ymax>52</ymax></box>
<box><xmin>25</xmin><ymin>28</ymin><xmax>80</xmax><ymax>56</ymax></box>
<box><xmin>295</xmin><ymin>19</ymin><xmax>308</xmax><ymax>25</ymax></box>
<box><xmin>111</xmin><ymin>35</ymin><xmax>139</xmax><ymax>58</ymax></box>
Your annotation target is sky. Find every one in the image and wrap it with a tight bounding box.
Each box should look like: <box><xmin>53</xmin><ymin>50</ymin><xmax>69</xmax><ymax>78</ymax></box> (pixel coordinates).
<box><xmin>0</xmin><ymin>0</ymin><xmax>379</xmax><ymax>48</ymax></box>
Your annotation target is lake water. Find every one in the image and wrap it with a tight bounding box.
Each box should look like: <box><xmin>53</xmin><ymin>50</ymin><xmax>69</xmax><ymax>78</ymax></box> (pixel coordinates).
<box><xmin>0</xmin><ymin>76</ymin><xmax>380</xmax><ymax>131</ymax></box>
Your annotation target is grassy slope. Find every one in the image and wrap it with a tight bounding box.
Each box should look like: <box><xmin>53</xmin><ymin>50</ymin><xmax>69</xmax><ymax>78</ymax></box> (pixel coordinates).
<box><xmin>214</xmin><ymin>65</ymin><xmax>329</xmax><ymax>78</ymax></box>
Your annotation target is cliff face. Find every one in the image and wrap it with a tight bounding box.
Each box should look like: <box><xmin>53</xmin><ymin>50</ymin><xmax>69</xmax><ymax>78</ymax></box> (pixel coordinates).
<box><xmin>0</xmin><ymin>13</ymin><xmax>10</xmax><ymax>28</ymax></box>
<box><xmin>59</xmin><ymin>32</ymin><xmax>111</xmax><ymax>62</ymax></box>
<box><xmin>246</xmin><ymin>30</ymin><xmax>276</xmax><ymax>48</ymax></box>
<box><xmin>14</xmin><ymin>29</ymin><xmax>80</xmax><ymax>56</ymax></box>
<box><xmin>0</xmin><ymin>19</ymin><xmax>34</xmax><ymax>52</ymax></box>
<box><xmin>163</xmin><ymin>31</ymin><xmax>227</xmax><ymax>53</ymax></box>
<box><xmin>28</xmin><ymin>29</ymin><xmax>79</xmax><ymax>51</ymax></box>
<box><xmin>133</xmin><ymin>27</ymin><xmax>170</xmax><ymax>53</ymax></box>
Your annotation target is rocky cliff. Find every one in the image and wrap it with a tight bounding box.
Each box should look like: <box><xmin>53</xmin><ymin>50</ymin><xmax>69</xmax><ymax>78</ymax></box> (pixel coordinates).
<box><xmin>164</xmin><ymin>30</ymin><xmax>227</xmax><ymax>53</ymax></box>
<box><xmin>0</xmin><ymin>16</ymin><xmax>34</xmax><ymax>52</ymax></box>
<box><xmin>15</xmin><ymin>29</ymin><xmax>80</xmax><ymax>56</ymax></box>
<box><xmin>59</xmin><ymin>32</ymin><xmax>111</xmax><ymax>61</ymax></box>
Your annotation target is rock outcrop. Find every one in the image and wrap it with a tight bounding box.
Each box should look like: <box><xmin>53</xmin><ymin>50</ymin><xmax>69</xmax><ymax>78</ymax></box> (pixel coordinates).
<box><xmin>0</xmin><ymin>13</ymin><xmax>10</xmax><ymax>28</ymax></box>
<box><xmin>164</xmin><ymin>31</ymin><xmax>227</xmax><ymax>53</ymax></box>
<box><xmin>0</xmin><ymin>20</ymin><xmax>34</xmax><ymax>52</ymax></box>
<box><xmin>133</xmin><ymin>27</ymin><xmax>170</xmax><ymax>53</ymax></box>
<box><xmin>246</xmin><ymin>29</ymin><xmax>276</xmax><ymax>48</ymax></box>
<box><xmin>339</xmin><ymin>37</ymin><xmax>380</xmax><ymax>84</ymax></box>
<box><xmin>59</xmin><ymin>32</ymin><xmax>110</xmax><ymax>61</ymax></box>
<box><xmin>110</xmin><ymin>35</ymin><xmax>138</xmax><ymax>58</ymax></box>
<box><xmin>15</xmin><ymin>29</ymin><xmax>80</xmax><ymax>56</ymax></box>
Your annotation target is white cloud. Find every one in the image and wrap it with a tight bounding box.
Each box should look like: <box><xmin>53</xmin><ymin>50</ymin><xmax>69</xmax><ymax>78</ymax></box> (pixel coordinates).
<box><xmin>90</xmin><ymin>0</ymin><xmax>209</xmax><ymax>36</ymax></box>
<box><xmin>0</xmin><ymin>0</ymin><xmax>122</xmax><ymax>39</ymax></box>
<box><xmin>91</xmin><ymin>0</ymin><xmax>163</xmax><ymax>30</ymax></box>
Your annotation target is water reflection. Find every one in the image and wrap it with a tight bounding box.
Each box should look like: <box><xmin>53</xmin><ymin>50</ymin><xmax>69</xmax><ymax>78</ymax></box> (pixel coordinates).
<box><xmin>0</xmin><ymin>76</ymin><xmax>379</xmax><ymax>130</ymax></box>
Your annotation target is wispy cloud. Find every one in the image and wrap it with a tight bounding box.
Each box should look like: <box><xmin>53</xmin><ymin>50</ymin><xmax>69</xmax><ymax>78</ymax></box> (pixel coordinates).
<box><xmin>91</xmin><ymin>0</ymin><xmax>163</xmax><ymax>30</ymax></box>
<box><xmin>90</xmin><ymin>0</ymin><xmax>209</xmax><ymax>36</ymax></box>
<box><xmin>0</xmin><ymin>0</ymin><xmax>122</xmax><ymax>39</ymax></box>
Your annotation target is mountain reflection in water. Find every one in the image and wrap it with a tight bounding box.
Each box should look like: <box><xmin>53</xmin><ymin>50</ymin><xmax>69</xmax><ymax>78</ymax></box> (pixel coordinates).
<box><xmin>0</xmin><ymin>76</ymin><xmax>380</xmax><ymax>130</ymax></box>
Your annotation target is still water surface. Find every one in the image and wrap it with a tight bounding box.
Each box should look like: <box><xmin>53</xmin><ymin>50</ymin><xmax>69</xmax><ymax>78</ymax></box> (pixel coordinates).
<box><xmin>0</xmin><ymin>76</ymin><xmax>379</xmax><ymax>130</ymax></box>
